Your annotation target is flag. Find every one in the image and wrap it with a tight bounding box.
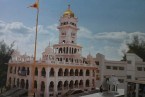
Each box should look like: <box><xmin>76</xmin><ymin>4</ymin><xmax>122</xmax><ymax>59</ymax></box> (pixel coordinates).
<box><xmin>29</xmin><ymin>1</ymin><xmax>39</xmax><ymax>9</ymax></box>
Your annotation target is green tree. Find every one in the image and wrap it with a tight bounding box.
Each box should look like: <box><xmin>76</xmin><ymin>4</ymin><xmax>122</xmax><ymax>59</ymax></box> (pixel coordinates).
<box><xmin>122</xmin><ymin>35</ymin><xmax>145</xmax><ymax>61</ymax></box>
<box><xmin>0</xmin><ymin>40</ymin><xmax>14</xmax><ymax>91</ymax></box>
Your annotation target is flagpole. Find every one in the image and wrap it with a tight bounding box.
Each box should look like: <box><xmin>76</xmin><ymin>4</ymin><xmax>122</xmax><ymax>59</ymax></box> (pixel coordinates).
<box><xmin>29</xmin><ymin>0</ymin><xmax>39</xmax><ymax>96</ymax></box>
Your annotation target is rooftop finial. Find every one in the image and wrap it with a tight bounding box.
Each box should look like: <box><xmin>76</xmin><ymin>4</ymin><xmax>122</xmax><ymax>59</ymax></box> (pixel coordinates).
<box><xmin>68</xmin><ymin>4</ymin><xmax>70</xmax><ymax>10</ymax></box>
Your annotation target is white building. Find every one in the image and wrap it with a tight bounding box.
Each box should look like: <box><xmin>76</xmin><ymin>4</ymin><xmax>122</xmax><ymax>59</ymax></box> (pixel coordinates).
<box><xmin>6</xmin><ymin>5</ymin><xmax>97</xmax><ymax>97</ymax></box>
<box><xmin>89</xmin><ymin>53</ymin><xmax>145</xmax><ymax>89</ymax></box>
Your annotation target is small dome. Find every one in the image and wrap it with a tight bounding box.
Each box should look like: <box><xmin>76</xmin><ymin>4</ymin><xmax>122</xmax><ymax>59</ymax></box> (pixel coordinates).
<box><xmin>63</xmin><ymin>5</ymin><xmax>75</xmax><ymax>17</ymax></box>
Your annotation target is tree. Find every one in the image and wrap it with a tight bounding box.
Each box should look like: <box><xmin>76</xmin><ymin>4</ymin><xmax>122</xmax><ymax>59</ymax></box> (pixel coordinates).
<box><xmin>0</xmin><ymin>40</ymin><xmax>14</xmax><ymax>91</ymax></box>
<box><xmin>122</xmin><ymin>35</ymin><xmax>145</xmax><ymax>61</ymax></box>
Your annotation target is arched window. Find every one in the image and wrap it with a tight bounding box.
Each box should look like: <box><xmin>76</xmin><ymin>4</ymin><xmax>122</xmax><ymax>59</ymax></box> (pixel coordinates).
<box><xmin>74</xmin><ymin>80</ymin><xmax>78</xmax><ymax>88</ymax></box>
<box><xmin>27</xmin><ymin>67</ymin><xmax>29</xmax><ymax>75</ymax></box>
<box><xmin>86</xmin><ymin>79</ymin><xmax>90</xmax><ymax>87</ymax></box>
<box><xmin>13</xmin><ymin>78</ymin><xmax>15</xmax><ymax>87</ymax></box>
<box><xmin>69</xmin><ymin>80</ymin><xmax>74</xmax><ymax>89</ymax></box>
<box><xmin>66</xmin><ymin>47</ymin><xmax>68</xmax><ymax>54</ymax></box>
<box><xmin>49</xmin><ymin>81</ymin><xmax>54</xmax><ymax>92</ymax></box>
<box><xmin>17</xmin><ymin>79</ymin><xmax>19</xmax><ymax>87</ymax></box>
<box><xmin>64</xmin><ymin>69</ymin><xmax>69</xmax><ymax>76</ymax></box>
<box><xmin>63</xmin><ymin>47</ymin><xmax>65</xmax><ymax>53</ymax></box>
<box><xmin>79</xmin><ymin>69</ymin><xmax>83</xmax><ymax>76</ymax></box>
<box><xmin>10</xmin><ymin>67</ymin><xmax>13</xmax><ymax>73</ymax></box>
<box><xmin>64</xmin><ymin>81</ymin><xmax>68</xmax><ymax>90</ymax></box>
<box><xmin>66</xmin><ymin>58</ymin><xmax>68</xmax><ymax>62</ymax></box>
<box><xmin>18</xmin><ymin>67</ymin><xmax>20</xmax><ymax>73</ymax></box>
<box><xmin>69</xmin><ymin>47</ymin><xmax>71</xmax><ymax>54</ymax></box>
<box><xmin>59</xmin><ymin>48</ymin><xmax>62</xmax><ymax>53</ymax></box>
<box><xmin>79</xmin><ymin>80</ymin><xmax>83</xmax><ymax>88</ymax></box>
<box><xmin>58</xmin><ymin>68</ymin><xmax>63</xmax><ymax>76</ymax></box>
<box><xmin>26</xmin><ymin>80</ymin><xmax>29</xmax><ymax>89</ymax></box>
<box><xmin>35</xmin><ymin>67</ymin><xmax>38</xmax><ymax>76</ymax></box>
<box><xmin>86</xmin><ymin>69</ymin><xmax>90</xmax><ymax>76</ymax></box>
<box><xmin>71</xmin><ymin>48</ymin><xmax>73</xmax><ymax>54</ymax></box>
<box><xmin>41</xmin><ymin>68</ymin><xmax>46</xmax><ymax>77</ymax></box>
<box><xmin>34</xmin><ymin>80</ymin><xmax>37</xmax><ymax>89</ymax></box>
<box><xmin>60</xmin><ymin>58</ymin><xmax>62</xmax><ymax>61</ymax></box>
<box><xmin>75</xmin><ymin>69</ymin><xmax>78</xmax><ymax>76</ymax></box>
<box><xmin>21</xmin><ymin>67</ymin><xmax>26</xmax><ymax>76</ymax></box>
<box><xmin>41</xmin><ymin>81</ymin><xmax>45</xmax><ymax>92</ymax></box>
<box><xmin>49</xmin><ymin>68</ymin><xmax>54</xmax><ymax>77</ymax></box>
<box><xmin>70</xmin><ymin>69</ymin><xmax>74</xmax><ymax>76</ymax></box>
<box><xmin>20</xmin><ymin>79</ymin><xmax>25</xmax><ymax>88</ymax></box>
<box><xmin>57</xmin><ymin>81</ymin><xmax>63</xmax><ymax>91</ymax></box>
<box><xmin>74</xmin><ymin>48</ymin><xmax>77</xmax><ymax>54</ymax></box>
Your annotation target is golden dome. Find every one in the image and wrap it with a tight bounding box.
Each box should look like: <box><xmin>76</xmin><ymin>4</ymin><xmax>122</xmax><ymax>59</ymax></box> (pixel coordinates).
<box><xmin>63</xmin><ymin>5</ymin><xmax>75</xmax><ymax>17</ymax></box>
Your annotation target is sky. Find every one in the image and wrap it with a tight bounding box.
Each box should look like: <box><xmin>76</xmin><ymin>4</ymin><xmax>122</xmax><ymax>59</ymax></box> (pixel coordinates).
<box><xmin>0</xmin><ymin>0</ymin><xmax>145</xmax><ymax>60</ymax></box>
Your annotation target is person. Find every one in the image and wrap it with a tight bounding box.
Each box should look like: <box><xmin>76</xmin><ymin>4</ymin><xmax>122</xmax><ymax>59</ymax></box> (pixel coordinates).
<box><xmin>100</xmin><ymin>85</ymin><xmax>103</xmax><ymax>93</ymax></box>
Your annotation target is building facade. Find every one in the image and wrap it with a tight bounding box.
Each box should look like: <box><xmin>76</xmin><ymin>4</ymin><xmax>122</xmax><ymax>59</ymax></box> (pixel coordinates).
<box><xmin>94</xmin><ymin>53</ymin><xmax>145</xmax><ymax>89</ymax></box>
<box><xmin>6</xmin><ymin>6</ymin><xmax>97</xmax><ymax>97</ymax></box>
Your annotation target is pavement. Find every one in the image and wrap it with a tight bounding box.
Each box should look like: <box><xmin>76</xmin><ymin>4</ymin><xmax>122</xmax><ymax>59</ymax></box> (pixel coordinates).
<box><xmin>80</xmin><ymin>89</ymin><xmax>124</xmax><ymax>97</ymax></box>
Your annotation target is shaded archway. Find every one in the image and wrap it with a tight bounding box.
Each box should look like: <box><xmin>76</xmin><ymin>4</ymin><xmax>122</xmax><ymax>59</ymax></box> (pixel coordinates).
<box><xmin>64</xmin><ymin>81</ymin><xmax>68</xmax><ymax>90</ymax></box>
<box><xmin>86</xmin><ymin>79</ymin><xmax>90</xmax><ymax>87</ymax></box>
<box><xmin>20</xmin><ymin>79</ymin><xmax>25</xmax><ymax>88</ymax></box>
<box><xmin>49</xmin><ymin>81</ymin><xmax>54</xmax><ymax>92</ymax></box>
<box><xmin>17</xmin><ymin>78</ymin><xmax>19</xmax><ymax>87</ymax></box>
<box><xmin>35</xmin><ymin>67</ymin><xmax>38</xmax><ymax>76</ymax></box>
<box><xmin>74</xmin><ymin>80</ymin><xmax>79</xmax><ymax>88</ymax></box>
<box><xmin>41</xmin><ymin>68</ymin><xmax>46</xmax><ymax>77</ymax></box>
<box><xmin>79</xmin><ymin>80</ymin><xmax>83</xmax><ymax>88</ymax></box>
<box><xmin>64</xmin><ymin>69</ymin><xmax>69</xmax><ymax>76</ymax></box>
<box><xmin>50</xmin><ymin>68</ymin><xmax>54</xmax><ymax>77</ymax></box>
<box><xmin>34</xmin><ymin>80</ymin><xmax>37</xmax><ymax>89</ymax></box>
<box><xmin>86</xmin><ymin>69</ymin><xmax>90</xmax><ymax>76</ymax></box>
<box><xmin>41</xmin><ymin>81</ymin><xmax>45</xmax><ymax>92</ymax></box>
<box><xmin>27</xmin><ymin>67</ymin><xmax>29</xmax><ymax>75</ymax></box>
<box><xmin>10</xmin><ymin>67</ymin><xmax>12</xmax><ymax>73</ymax></box>
<box><xmin>70</xmin><ymin>69</ymin><xmax>74</xmax><ymax>76</ymax></box>
<box><xmin>57</xmin><ymin>81</ymin><xmax>63</xmax><ymax>91</ymax></box>
<box><xmin>26</xmin><ymin>80</ymin><xmax>29</xmax><ymax>89</ymax></box>
<box><xmin>79</xmin><ymin>69</ymin><xmax>83</xmax><ymax>76</ymax></box>
<box><xmin>69</xmin><ymin>80</ymin><xmax>74</xmax><ymax>89</ymax></box>
<box><xmin>75</xmin><ymin>69</ymin><xmax>79</xmax><ymax>76</ymax></box>
<box><xmin>58</xmin><ymin>68</ymin><xmax>63</xmax><ymax>76</ymax></box>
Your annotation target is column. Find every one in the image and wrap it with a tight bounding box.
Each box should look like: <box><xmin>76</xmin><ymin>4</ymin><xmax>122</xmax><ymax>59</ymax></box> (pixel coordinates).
<box><xmin>136</xmin><ymin>83</ymin><xmax>139</xmax><ymax>97</ymax></box>
<box><xmin>45</xmin><ymin>68</ymin><xmax>50</xmax><ymax>97</ymax></box>
<box><xmin>54</xmin><ymin>68</ymin><xmax>58</xmax><ymax>97</ymax></box>
<box><xmin>124</xmin><ymin>82</ymin><xmax>128</xmax><ymax>97</ymax></box>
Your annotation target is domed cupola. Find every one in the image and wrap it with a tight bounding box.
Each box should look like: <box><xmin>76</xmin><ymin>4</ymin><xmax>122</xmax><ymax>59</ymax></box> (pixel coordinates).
<box><xmin>45</xmin><ymin>45</ymin><xmax>53</xmax><ymax>53</ymax></box>
<box><xmin>63</xmin><ymin>5</ymin><xmax>75</xmax><ymax>18</ymax></box>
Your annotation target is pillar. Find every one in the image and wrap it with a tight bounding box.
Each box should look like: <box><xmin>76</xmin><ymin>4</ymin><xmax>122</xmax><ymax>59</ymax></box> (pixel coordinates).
<box><xmin>136</xmin><ymin>83</ymin><xmax>139</xmax><ymax>97</ymax></box>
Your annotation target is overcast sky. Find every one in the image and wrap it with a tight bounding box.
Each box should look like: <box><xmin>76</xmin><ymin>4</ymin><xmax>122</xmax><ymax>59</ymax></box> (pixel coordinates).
<box><xmin>0</xmin><ymin>0</ymin><xmax>145</xmax><ymax>60</ymax></box>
